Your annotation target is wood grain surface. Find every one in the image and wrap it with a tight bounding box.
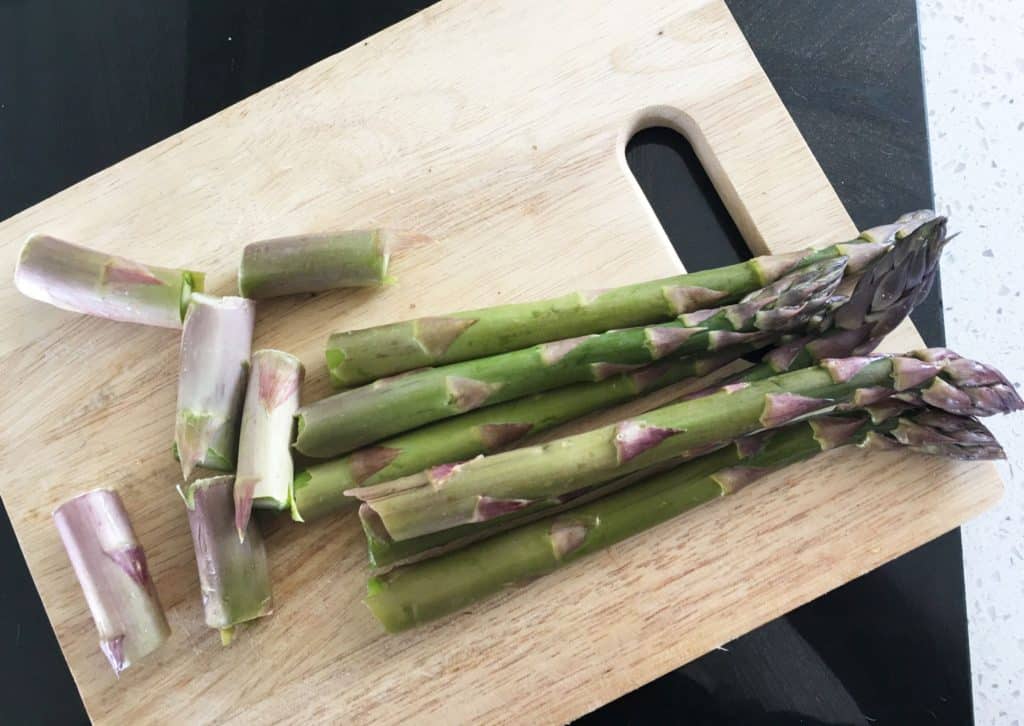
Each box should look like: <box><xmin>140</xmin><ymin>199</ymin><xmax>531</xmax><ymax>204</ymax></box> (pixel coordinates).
<box><xmin>0</xmin><ymin>0</ymin><xmax>1002</xmax><ymax>723</ymax></box>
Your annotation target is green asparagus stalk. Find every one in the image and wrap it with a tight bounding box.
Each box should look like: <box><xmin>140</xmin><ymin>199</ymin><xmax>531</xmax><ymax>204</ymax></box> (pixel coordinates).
<box><xmin>363</xmin><ymin>393</ymin><xmax>1007</xmax><ymax>570</ymax></box>
<box><xmin>53</xmin><ymin>489</ymin><xmax>170</xmax><ymax>674</ymax></box>
<box><xmin>349</xmin><ymin>350</ymin><xmax>1022</xmax><ymax>542</ymax></box>
<box><xmin>179</xmin><ymin>476</ymin><xmax>273</xmax><ymax>645</ymax></box>
<box><xmin>14</xmin><ymin>234</ymin><xmax>204</xmax><ymax>328</ymax></box>
<box><xmin>365</xmin><ymin>405</ymin><xmax>1007</xmax><ymax>632</ymax></box>
<box><xmin>235</xmin><ymin>350</ymin><xmax>304</xmax><ymax>539</ymax></box>
<box><xmin>238</xmin><ymin>229</ymin><xmax>424</xmax><ymax>298</ymax></box>
<box><xmin>324</xmin><ymin>212</ymin><xmax>934</xmax><ymax>387</ymax></box>
<box><xmin>175</xmin><ymin>294</ymin><xmax>255</xmax><ymax>479</ymax></box>
<box><xmin>295</xmin><ymin>259</ymin><xmax>845</xmax><ymax>458</ymax></box>
<box><xmin>290</xmin><ymin>351</ymin><xmax>744</xmax><ymax>522</ymax></box>
<box><xmin>752</xmin><ymin>215</ymin><xmax>948</xmax><ymax>380</ymax></box>
<box><xmin>362</xmin><ymin>450</ymin><xmax>723</xmax><ymax>570</ymax></box>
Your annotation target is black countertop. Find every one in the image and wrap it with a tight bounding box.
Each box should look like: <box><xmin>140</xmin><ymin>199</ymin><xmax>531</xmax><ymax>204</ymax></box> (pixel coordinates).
<box><xmin>0</xmin><ymin>2</ymin><xmax>969</xmax><ymax>724</ymax></box>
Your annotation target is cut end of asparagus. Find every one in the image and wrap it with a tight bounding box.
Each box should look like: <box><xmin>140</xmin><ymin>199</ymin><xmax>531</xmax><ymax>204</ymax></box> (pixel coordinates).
<box><xmin>235</xmin><ymin>349</ymin><xmax>304</xmax><ymax>535</ymax></box>
<box><xmin>15</xmin><ymin>233</ymin><xmax>205</xmax><ymax>328</ymax></box>
<box><xmin>53</xmin><ymin>489</ymin><xmax>170</xmax><ymax>675</ymax></box>
<box><xmin>180</xmin><ymin>476</ymin><xmax>274</xmax><ymax>636</ymax></box>
<box><xmin>238</xmin><ymin>229</ymin><xmax>416</xmax><ymax>298</ymax></box>
<box><xmin>175</xmin><ymin>294</ymin><xmax>255</xmax><ymax>478</ymax></box>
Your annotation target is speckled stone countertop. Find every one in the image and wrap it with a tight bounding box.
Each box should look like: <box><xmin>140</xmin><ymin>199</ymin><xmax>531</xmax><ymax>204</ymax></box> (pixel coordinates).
<box><xmin>920</xmin><ymin>1</ymin><xmax>1024</xmax><ymax>722</ymax></box>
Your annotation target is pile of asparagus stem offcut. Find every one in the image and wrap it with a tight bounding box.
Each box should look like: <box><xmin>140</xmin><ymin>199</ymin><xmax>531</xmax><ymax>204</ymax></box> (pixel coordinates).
<box><xmin>16</xmin><ymin>210</ymin><xmax>1023</xmax><ymax>673</ymax></box>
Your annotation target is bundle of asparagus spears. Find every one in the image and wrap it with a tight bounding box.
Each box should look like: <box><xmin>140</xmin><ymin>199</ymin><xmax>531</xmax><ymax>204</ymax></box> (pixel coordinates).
<box><xmin>17</xmin><ymin>211</ymin><xmax>1022</xmax><ymax>674</ymax></box>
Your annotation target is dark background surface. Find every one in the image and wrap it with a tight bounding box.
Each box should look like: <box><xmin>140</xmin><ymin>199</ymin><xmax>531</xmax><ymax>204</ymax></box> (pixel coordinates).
<box><xmin>0</xmin><ymin>1</ymin><xmax>969</xmax><ymax>724</ymax></box>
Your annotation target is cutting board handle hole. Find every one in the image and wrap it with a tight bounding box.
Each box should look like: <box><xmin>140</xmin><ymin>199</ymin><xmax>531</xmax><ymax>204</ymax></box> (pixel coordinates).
<box><xmin>625</xmin><ymin>125</ymin><xmax>751</xmax><ymax>271</ymax></box>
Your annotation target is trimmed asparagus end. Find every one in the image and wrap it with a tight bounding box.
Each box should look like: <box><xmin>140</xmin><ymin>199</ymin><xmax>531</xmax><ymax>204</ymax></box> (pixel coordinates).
<box><xmin>237</xmin><ymin>229</ymin><xmax>408</xmax><ymax>298</ymax></box>
<box><xmin>15</xmin><ymin>234</ymin><xmax>205</xmax><ymax>328</ymax></box>
<box><xmin>235</xmin><ymin>349</ymin><xmax>305</xmax><ymax>537</ymax></box>
<box><xmin>175</xmin><ymin>294</ymin><xmax>255</xmax><ymax>478</ymax></box>
<box><xmin>179</xmin><ymin>476</ymin><xmax>273</xmax><ymax>639</ymax></box>
<box><xmin>53</xmin><ymin>489</ymin><xmax>170</xmax><ymax>675</ymax></box>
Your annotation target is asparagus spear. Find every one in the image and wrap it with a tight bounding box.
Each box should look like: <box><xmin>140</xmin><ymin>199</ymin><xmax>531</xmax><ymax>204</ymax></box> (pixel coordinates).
<box><xmin>349</xmin><ymin>350</ymin><xmax>1022</xmax><ymax>542</ymax></box>
<box><xmin>175</xmin><ymin>294</ymin><xmax>255</xmax><ymax>479</ymax></box>
<box><xmin>291</xmin><ymin>352</ymin><xmax>745</xmax><ymax>522</ymax></box>
<box><xmin>53</xmin><ymin>489</ymin><xmax>170</xmax><ymax>674</ymax></box>
<box><xmin>324</xmin><ymin>213</ymin><xmax>932</xmax><ymax>387</ymax></box>
<box><xmin>14</xmin><ymin>234</ymin><xmax>204</xmax><ymax>328</ymax></box>
<box><xmin>235</xmin><ymin>350</ymin><xmax>304</xmax><ymax>539</ymax></box>
<box><xmin>295</xmin><ymin>259</ymin><xmax>845</xmax><ymax>459</ymax></box>
<box><xmin>753</xmin><ymin>215</ymin><xmax>948</xmax><ymax>380</ymax></box>
<box><xmin>179</xmin><ymin>476</ymin><xmax>273</xmax><ymax>645</ymax></box>
<box><xmin>365</xmin><ymin>406</ymin><xmax>1006</xmax><ymax>632</ymax></box>
<box><xmin>363</xmin><ymin>395</ymin><xmax>1009</xmax><ymax>570</ymax></box>
<box><xmin>362</xmin><ymin>451</ymin><xmax>723</xmax><ymax>570</ymax></box>
<box><xmin>238</xmin><ymin>229</ymin><xmax>420</xmax><ymax>298</ymax></box>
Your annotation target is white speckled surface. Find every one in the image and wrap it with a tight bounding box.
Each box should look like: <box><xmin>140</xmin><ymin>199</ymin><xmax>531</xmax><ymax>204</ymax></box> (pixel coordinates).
<box><xmin>919</xmin><ymin>2</ymin><xmax>1024</xmax><ymax>722</ymax></box>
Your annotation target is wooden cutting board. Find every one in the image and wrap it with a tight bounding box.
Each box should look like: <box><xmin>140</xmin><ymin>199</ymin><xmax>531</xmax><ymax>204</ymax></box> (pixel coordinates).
<box><xmin>0</xmin><ymin>0</ymin><xmax>1003</xmax><ymax>723</ymax></box>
